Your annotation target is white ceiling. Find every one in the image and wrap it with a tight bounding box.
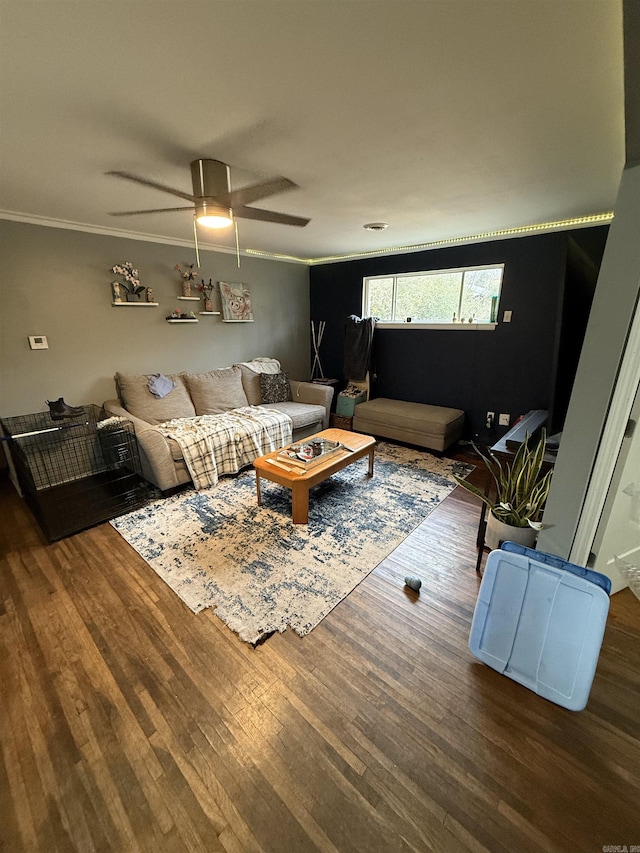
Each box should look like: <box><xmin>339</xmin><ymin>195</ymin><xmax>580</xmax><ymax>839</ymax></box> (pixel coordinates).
<box><xmin>0</xmin><ymin>1</ymin><xmax>625</xmax><ymax>263</ymax></box>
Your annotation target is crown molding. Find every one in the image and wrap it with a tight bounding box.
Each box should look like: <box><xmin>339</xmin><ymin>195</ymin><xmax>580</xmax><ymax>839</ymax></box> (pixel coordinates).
<box><xmin>0</xmin><ymin>209</ymin><xmax>259</xmax><ymax>260</ymax></box>
<box><xmin>1</xmin><ymin>209</ymin><xmax>614</xmax><ymax>267</ymax></box>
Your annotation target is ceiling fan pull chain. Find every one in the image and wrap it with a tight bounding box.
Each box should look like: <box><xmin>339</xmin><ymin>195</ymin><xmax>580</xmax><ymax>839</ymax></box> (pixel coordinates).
<box><xmin>192</xmin><ymin>216</ymin><xmax>201</xmax><ymax>268</ymax></box>
<box><xmin>230</xmin><ymin>166</ymin><xmax>241</xmax><ymax>268</ymax></box>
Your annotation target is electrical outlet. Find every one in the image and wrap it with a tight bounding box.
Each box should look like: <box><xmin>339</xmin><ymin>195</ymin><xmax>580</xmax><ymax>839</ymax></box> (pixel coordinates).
<box><xmin>486</xmin><ymin>411</ymin><xmax>495</xmax><ymax>429</ymax></box>
<box><xmin>499</xmin><ymin>413</ymin><xmax>510</xmax><ymax>426</ymax></box>
<box><xmin>503</xmin><ymin>310</ymin><xmax>512</xmax><ymax>323</ymax></box>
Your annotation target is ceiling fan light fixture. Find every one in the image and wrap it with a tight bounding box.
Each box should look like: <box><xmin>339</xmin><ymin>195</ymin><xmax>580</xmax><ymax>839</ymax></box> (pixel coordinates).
<box><xmin>197</xmin><ymin>213</ymin><xmax>234</xmax><ymax>229</ymax></box>
<box><xmin>195</xmin><ymin>200</ymin><xmax>234</xmax><ymax>229</ymax></box>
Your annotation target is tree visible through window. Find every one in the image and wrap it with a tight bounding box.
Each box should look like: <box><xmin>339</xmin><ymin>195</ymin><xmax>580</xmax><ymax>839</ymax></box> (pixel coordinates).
<box><xmin>363</xmin><ymin>265</ymin><xmax>503</xmax><ymax>324</ymax></box>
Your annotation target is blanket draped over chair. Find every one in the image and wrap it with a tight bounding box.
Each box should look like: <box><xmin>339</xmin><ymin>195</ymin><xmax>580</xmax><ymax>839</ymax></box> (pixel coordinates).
<box><xmin>156</xmin><ymin>406</ymin><xmax>292</xmax><ymax>490</ymax></box>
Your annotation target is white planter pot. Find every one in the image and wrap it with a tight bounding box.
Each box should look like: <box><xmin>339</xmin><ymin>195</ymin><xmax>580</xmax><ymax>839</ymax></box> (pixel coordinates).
<box><xmin>485</xmin><ymin>513</ymin><xmax>537</xmax><ymax>551</ymax></box>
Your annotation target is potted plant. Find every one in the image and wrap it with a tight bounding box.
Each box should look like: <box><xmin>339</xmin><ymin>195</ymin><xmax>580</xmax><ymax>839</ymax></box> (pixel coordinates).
<box><xmin>454</xmin><ymin>430</ymin><xmax>553</xmax><ymax>550</ymax></box>
<box><xmin>175</xmin><ymin>263</ymin><xmax>198</xmax><ymax>297</ymax></box>
<box><xmin>198</xmin><ymin>278</ymin><xmax>215</xmax><ymax>312</ymax></box>
<box><xmin>111</xmin><ymin>261</ymin><xmax>146</xmax><ymax>302</ymax></box>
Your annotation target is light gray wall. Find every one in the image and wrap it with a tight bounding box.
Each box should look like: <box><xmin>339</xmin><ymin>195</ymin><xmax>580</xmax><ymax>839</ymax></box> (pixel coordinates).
<box><xmin>537</xmin><ymin>163</ymin><xmax>640</xmax><ymax>558</ymax></box>
<box><xmin>0</xmin><ymin>221</ymin><xmax>310</xmax><ymax>417</ymax></box>
<box><xmin>537</xmin><ymin>3</ymin><xmax>640</xmax><ymax>559</ymax></box>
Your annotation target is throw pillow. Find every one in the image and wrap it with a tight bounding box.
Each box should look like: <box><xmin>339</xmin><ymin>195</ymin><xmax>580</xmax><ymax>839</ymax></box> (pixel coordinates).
<box><xmin>260</xmin><ymin>372</ymin><xmax>292</xmax><ymax>404</ymax></box>
<box><xmin>183</xmin><ymin>366</ymin><xmax>249</xmax><ymax>416</ymax></box>
<box><xmin>147</xmin><ymin>373</ymin><xmax>176</xmax><ymax>399</ymax></box>
<box><xmin>236</xmin><ymin>360</ymin><xmax>282</xmax><ymax>405</ymax></box>
<box><xmin>115</xmin><ymin>373</ymin><xmax>196</xmax><ymax>424</ymax></box>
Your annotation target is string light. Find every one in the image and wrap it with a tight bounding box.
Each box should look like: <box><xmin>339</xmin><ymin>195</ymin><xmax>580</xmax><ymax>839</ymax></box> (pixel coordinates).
<box><xmin>246</xmin><ymin>211</ymin><xmax>614</xmax><ymax>265</ymax></box>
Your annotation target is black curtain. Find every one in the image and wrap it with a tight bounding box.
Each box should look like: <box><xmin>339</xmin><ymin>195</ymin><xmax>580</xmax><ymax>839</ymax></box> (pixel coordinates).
<box><xmin>344</xmin><ymin>315</ymin><xmax>375</xmax><ymax>381</ymax></box>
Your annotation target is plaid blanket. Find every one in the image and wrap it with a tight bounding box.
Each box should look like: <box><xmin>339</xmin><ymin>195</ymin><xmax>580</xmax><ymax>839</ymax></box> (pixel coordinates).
<box><xmin>157</xmin><ymin>406</ymin><xmax>292</xmax><ymax>490</ymax></box>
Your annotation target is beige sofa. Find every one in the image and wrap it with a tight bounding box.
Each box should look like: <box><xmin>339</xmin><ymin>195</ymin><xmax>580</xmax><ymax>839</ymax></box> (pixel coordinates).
<box><xmin>103</xmin><ymin>360</ymin><xmax>334</xmax><ymax>491</ymax></box>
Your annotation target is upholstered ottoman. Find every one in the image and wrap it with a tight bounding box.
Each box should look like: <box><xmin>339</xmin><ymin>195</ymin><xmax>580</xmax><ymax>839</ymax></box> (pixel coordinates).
<box><xmin>353</xmin><ymin>398</ymin><xmax>464</xmax><ymax>452</ymax></box>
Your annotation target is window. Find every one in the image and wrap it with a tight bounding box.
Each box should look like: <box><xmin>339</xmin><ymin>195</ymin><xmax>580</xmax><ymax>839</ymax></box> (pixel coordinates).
<box><xmin>363</xmin><ymin>264</ymin><xmax>504</xmax><ymax>325</ymax></box>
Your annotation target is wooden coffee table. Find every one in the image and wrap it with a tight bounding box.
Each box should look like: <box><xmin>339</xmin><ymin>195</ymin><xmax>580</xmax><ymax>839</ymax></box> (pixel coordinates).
<box><xmin>253</xmin><ymin>428</ymin><xmax>376</xmax><ymax>524</ymax></box>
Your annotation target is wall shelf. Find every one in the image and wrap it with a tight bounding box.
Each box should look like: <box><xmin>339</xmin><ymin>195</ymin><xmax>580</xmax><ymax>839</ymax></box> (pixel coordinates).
<box><xmin>166</xmin><ymin>318</ymin><xmax>198</xmax><ymax>323</ymax></box>
<box><xmin>177</xmin><ymin>296</ymin><xmax>201</xmax><ymax>301</ymax></box>
<box><xmin>199</xmin><ymin>311</ymin><xmax>221</xmax><ymax>316</ymax></box>
<box><xmin>375</xmin><ymin>321</ymin><xmax>496</xmax><ymax>330</ymax></box>
<box><xmin>112</xmin><ymin>302</ymin><xmax>159</xmax><ymax>307</ymax></box>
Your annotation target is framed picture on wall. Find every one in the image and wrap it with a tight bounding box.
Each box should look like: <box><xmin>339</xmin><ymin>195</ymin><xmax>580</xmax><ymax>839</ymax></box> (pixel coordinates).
<box><xmin>219</xmin><ymin>282</ymin><xmax>254</xmax><ymax>322</ymax></box>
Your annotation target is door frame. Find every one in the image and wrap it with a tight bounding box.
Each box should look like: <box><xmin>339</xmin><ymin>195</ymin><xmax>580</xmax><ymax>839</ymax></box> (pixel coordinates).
<box><xmin>570</xmin><ymin>290</ymin><xmax>640</xmax><ymax>566</ymax></box>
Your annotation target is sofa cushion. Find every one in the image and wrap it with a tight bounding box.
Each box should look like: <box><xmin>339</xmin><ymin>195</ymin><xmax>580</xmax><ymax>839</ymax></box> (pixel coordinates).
<box><xmin>115</xmin><ymin>372</ymin><xmax>196</xmax><ymax>425</ymax></box>
<box><xmin>259</xmin><ymin>401</ymin><xmax>325</xmax><ymax>430</ymax></box>
<box><xmin>260</xmin><ymin>372</ymin><xmax>292</xmax><ymax>404</ymax></box>
<box><xmin>237</xmin><ymin>364</ymin><xmax>262</xmax><ymax>405</ymax></box>
<box><xmin>183</xmin><ymin>366</ymin><xmax>248</xmax><ymax>415</ymax></box>
<box><xmin>236</xmin><ymin>361</ymin><xmax>284</xmax><ymax>405</ymax></box>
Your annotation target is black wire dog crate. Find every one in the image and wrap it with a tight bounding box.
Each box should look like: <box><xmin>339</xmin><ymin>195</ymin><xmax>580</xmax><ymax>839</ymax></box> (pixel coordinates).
<box><xmin>0</xmin><ymin>405</ymin><xmax>150</xmax><ymax>541</ymax></box>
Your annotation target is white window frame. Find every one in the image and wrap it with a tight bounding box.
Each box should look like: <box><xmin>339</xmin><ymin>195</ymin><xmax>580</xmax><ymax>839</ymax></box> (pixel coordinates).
<box><xmin>362</xmin><ymin>263</ymin><xmax>504</xmax><ymax>329</ymax></box>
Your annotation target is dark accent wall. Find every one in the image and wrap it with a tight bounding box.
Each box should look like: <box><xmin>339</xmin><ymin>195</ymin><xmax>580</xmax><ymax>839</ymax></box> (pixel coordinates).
<box><xmin>548</xmin><ymin>230</ymin><xmax>606</xmax><ymax>434</ymax></box>
<box><xmin>310</xmin><ymin>227</ymin><xmax>608</xmax><ymax>439</ymax></box>
<box><xmin>624</xmin><ymin>0</ymin><xmax>640</xmax><ymax>167</ymax></box>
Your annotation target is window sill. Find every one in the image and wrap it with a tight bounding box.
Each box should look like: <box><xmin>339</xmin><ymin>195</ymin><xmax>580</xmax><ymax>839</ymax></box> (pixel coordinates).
<box><xmin>376</xmin><ymin>322</ymin><xmax>497</xmax><ymax>331</ymax></box>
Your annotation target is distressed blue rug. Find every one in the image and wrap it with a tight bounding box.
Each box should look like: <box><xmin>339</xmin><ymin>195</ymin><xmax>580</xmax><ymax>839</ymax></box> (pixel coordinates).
<box><xmin>111</xmin><ymin>442</ymin><xmax>472</xmax><ymax>643</ymax></box>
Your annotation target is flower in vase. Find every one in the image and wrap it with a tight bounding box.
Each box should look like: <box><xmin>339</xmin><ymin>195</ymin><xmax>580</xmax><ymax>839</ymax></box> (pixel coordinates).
<box><xmin>198</xmin><ymin>278</ymin><xmax>214</xmax><ymax>298</ymax></box>
<box><xmin>111</xmin><ymin>261</ymin><xmax>146</xmax><ymax>297</ymax></box>
<box><xmin>174</xmin><ymin>263</ymin><xmax>199</xmax><ymax>281</ymax></box>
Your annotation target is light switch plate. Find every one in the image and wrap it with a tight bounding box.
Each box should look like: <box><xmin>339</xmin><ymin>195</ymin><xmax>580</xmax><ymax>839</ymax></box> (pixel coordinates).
<box><xmin>503</xmin><ymin>310</ymin><xmax>512</xmax><ymax>323</ymax></box>
<box><xmin>28</xmin><ymin>335</ymin><xmax>49</xmax><ymax>350</ymax></box>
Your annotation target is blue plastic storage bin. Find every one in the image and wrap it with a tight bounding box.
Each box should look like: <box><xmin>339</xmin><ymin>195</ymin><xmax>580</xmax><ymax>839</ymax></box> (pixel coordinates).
<box><xmin>500</xmin><ymin>541</ymin><xmax>612</xmax><ymax>594</ymax></box>
<box><xmin>469</xmin><ymin>544</ymin><xmax>610</xmax><ymax>711</ymax></box>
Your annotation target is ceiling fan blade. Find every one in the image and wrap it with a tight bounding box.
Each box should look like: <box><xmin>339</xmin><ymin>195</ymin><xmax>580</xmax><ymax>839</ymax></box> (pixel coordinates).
<box><xmin>106</xmin><ymin>170</ymin><xmax>194</xmax><ymax>202</ymax></box>
<box><xmin>235</xmin><ymin>206</ymin><xmax>310</xmax><ymax>227</ymax></box>
<box><xmin>108</xmin><ymin>206</ymin><xmax>195</xmax><ymax>216</ymax></box>
<box><xmin>108</xmin><ymin>161</ymin><xmax>309</xmax><ymax>227</ymax></box>
<box><xmin>219</xmin><ymin>177</ymin><xmax>298</xmax><ymax>208</ymax></box>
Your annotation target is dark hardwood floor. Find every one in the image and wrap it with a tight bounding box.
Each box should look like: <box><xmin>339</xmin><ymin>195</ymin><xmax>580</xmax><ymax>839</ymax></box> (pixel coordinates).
<box><xmin>1</xmin><ymin>454</ymin><xmax>639</xmax><ymax>852</ymax></box>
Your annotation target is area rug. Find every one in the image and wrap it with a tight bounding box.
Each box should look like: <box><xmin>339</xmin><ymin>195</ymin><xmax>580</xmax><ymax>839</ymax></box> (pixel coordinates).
<box><xmin>111</xmin><ymin>442</ymin><xmax>472</xmax><ymax>643</ymax></box>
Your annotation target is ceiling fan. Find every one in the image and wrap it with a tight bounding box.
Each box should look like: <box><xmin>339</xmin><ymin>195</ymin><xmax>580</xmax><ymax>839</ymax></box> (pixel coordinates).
<box><xmin>106</xmin><ymin>158</ymin><xmax>310</xmax><ymax>230</ymax></box>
